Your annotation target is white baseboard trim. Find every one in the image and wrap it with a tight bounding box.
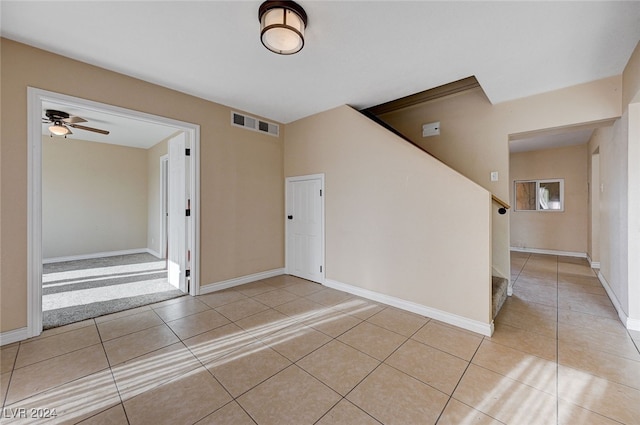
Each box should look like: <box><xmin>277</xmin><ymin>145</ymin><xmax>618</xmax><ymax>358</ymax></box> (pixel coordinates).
<box><xmin>324</xmin><ymin>278</ymin><xmax>494</xmax><ymax>337</ymax></box>
<box><xmin>510</xmin><ymin>247</ymin><xmax>587</xmax><ymax>258</ymax></box>
<box><xmin>586</xmin><ymin>254</ymin><xmax>601</xmax><ymax>269</ymax></box>
<box><xmin>596</xmin><ymin>271</ymin><xmax>632</xmax><ymax>329</ymax></box>
<box><xmin>145</xmin><ymin>248</ymin><xmax>162</xmax><ymax>259</ymax></box>
<box><xmin>0</xmin><ymin>327</ymin><xmax>29</xmax><ymax>346</ymax></box>
<box><xmin>627</xmin><ymin>318</ymin><xmax>640</xmax><ymax>332</ymax></box>
<box><xmin>43</xmin><ymin>248</ymin><xmax>154</xmax><ymax>264</ymax></box>
<box><xmin>200</xmin><ymin>268</ymin><xmax>285</xmax><ymax>294</ymax></box>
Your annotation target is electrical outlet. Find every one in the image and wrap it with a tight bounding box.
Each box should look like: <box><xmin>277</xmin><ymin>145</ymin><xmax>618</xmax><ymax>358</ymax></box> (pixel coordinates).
<box><xmin>490</xmin><ymin>171</ymin><xmax>499</xmax><ymax>182</ymax></box>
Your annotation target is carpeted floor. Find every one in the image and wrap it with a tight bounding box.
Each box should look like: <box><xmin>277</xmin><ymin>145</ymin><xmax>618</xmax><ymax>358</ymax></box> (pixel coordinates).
<box><xmin>42</xmin><ymin>253</ymin><xmax>185</xmax><ymax>329</ymax></box>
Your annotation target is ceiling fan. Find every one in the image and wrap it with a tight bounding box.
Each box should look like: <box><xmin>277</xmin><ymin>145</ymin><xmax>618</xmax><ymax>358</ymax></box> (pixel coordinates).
<box><xmin>42</xmin><ymin>109</ymin><xmax>110</xmax><ymax>137</ymax></box>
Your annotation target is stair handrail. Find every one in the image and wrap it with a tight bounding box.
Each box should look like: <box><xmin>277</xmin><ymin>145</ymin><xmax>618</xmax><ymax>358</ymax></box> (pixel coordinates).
<box><xmin>492</xmin><ymin>194</ymin><xmax>510</xmax><ymax>215</ymax></box>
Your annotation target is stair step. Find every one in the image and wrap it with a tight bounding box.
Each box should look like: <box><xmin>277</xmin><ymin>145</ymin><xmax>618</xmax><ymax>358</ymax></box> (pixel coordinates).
<box><xmin>492</xmin><ymin>276</ymin><xmax>508</xmax><ymax>319</ymax></box>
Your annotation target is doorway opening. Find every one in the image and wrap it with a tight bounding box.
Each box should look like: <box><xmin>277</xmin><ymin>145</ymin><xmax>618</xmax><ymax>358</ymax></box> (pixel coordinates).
<box><xmin>28</xmin><ymin>88</ymin><xmax>200</xmax><ymax>336</ymax></box>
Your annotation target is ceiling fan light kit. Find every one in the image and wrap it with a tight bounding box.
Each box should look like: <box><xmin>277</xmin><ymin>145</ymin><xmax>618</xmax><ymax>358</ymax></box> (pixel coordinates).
<box><xmin>48</xmin><ymin>123</ymin><xmax>71</xmax><ymax>136</ymax></box>
<box><xmin>43</xmin><ymin>109</ymin><xmax>110</xmax><ymax>138</ymax></box>
<box><xmin>259</xmin><ymin>0</ymin><xmax>307</xmax><ymax>55</ymax></box>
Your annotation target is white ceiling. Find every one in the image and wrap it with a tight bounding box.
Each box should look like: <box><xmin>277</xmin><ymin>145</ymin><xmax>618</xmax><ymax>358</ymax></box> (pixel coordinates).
<box><xmin>41</xmin><ymin>100</ymin><xmax>180</xmax><ymax>148</ymax></box>
<box><xmin>509</xmin><ymin>129</ymin><xmax>594</xmax><ymax>154</ymax></box>
<box><xmin>4</xmin><ymin>1</ymin><xmax>640</xmax><ymax>151</ymax></box>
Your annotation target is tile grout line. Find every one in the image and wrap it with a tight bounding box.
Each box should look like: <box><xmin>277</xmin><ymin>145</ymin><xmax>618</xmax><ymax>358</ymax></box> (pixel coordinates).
<box><xmin>98</xmin><ymin>310</ymin><xmax>166</xmax><ymax>343</ymax></box>
<box><xmin>12</xmin><ymin>268</ymin><xmax>634</xmax><ymax>424</ymax></box>
<box><xmin>9</xmin><ymin>339</ymin><xmax>106</xmax><ymax>373</ymax></box>
<box><xmin>3</xmin><ymin>328</ymin><xmax>117</xmax><ymax>417</ymax></box>
<box><xmin>174</xmin><ymin>318</ymin><xmax>254</xmax><ymax>425</ymax></box>
<box><xmin>331</xmin><ymin>326</ymin><xmax>417</xmax><ymax>423</ymax></box>
<box><xmin>511</xmin><ymin>251</ymin><xmax>530</xmax><ymax>287</ymax></box>
<box><xmin>225</xmin><ymin>296</ymin><xmax>345</xmax><ymax>424</ymax></box>
<box><xmin>94</xmin><ymin>319</ymin><xmax>132</xmax><ymax>425</ymax></box>
<box><xmin>1</xmin><ymin>343</ymin><xmax>20</xmax><ymax>410</ymax></box>
<box><xmin>336</xmin><ymin>319</ymin><xmax>425</xmax><ymax>401</ymax></box>
<box><xmin>176</xmin><ymin>291</ymin><xmax>345</xmax><ymax>423</ymax></box>
<box><xmin>346</xmin><ymin>318</ymin><xmax>478</xmax><ymax>424</ymax></box>
<box><xmin>115</xmin><ymin>305</ymin><xmax>249</xmax><ymax>425</ymax></box>
<box><xmin>433</xmin><ymin>336</ymin><xmax>493</xmax><ymax>425</ymax></box>
<box><xmin>493</xmin><ymin>253</ymin><xmax>565</xmax><ymax>421</ymax></box>
<box><xmin>225</xmin><ymin>300</ymin><xmax>344</xmax><ymax>425</ymax></box>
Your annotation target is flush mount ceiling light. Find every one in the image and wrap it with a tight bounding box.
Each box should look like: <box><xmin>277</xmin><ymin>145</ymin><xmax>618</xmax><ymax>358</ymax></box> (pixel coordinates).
<box><xmin>259</xmin><ymin>0</ymin><xmax>307</xmax><ymax>55</ymax></box>
<box><xmin>49</xmin><ymin>121</ymin><xmax>71</xmax><ymax>136</ymax></box>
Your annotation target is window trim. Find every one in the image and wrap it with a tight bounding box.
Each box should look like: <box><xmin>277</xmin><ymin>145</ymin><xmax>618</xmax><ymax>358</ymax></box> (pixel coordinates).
<box><xmin>514</xmin><ymin>178</ymin><xmax>565</xmax><ymax>212</ymax></box>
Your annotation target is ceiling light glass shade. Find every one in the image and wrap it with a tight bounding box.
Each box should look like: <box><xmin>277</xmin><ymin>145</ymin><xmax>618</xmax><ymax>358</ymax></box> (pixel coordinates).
<box><xmin>49</xmin><ymin>124</ymin><xmax>70</xmax><ymax>136</ymax></box>
<box><xmin>259</xmin><ymin>1</ymin><xmax>307</xmax><ymax>55</ymax></box>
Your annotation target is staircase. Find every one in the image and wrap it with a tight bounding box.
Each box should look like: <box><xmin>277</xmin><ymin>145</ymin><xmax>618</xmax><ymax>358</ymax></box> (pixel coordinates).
<box><xmin>492</xmin><ymin>276</ymin><xmax>508</xmax><ymax>318</ymax></box>
<box><xmin>358</xmin><ymin>106</ymin><xmax>512</xmax><ymax>322</ymax></box>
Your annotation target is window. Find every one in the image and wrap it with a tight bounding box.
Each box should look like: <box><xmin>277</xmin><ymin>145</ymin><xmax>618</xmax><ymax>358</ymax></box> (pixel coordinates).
<box><xmin>514</xmin><ymin>179</ymin><xmax>564</xmax><ymax>212</ymax></box>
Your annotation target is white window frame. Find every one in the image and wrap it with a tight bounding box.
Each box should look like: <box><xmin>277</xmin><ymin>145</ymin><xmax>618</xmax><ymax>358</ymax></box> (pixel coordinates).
<box><xmin>514</xmin><ymin>179</ymin><xmax>565</xmax><ymax>212</ymax></box>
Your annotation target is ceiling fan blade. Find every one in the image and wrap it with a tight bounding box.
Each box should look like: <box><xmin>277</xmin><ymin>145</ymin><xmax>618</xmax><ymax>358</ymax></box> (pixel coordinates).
<box><xmin>63</xmin><ymin>116</ymin><xmax>87</xmax><ymax>124</ymax></box>
<box><xmin>68</xmin><ymin>123</ymin><xmax>110</xmax><ymax>135</ymax></box>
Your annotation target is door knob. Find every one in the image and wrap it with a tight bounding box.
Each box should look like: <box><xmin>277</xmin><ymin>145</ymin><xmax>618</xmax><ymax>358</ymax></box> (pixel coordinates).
<box><xmin>287</xmin><ymin>215</ymin><xmax>293</xmax><ymax>220</ymax></box>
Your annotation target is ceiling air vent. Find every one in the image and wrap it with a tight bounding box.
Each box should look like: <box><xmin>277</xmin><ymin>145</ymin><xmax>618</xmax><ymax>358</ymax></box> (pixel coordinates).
<box><xmin>231</xmin><ymin>111</ymin><xmax>279</xmax><ymax>137</ymax></box>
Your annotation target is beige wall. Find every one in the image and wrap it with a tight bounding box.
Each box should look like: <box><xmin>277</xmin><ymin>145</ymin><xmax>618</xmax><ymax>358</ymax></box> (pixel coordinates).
<box><xmin>588</xmin><ymin>149</ymin><xmax>601</xmax><ymax>264</ymax></box>
<box><xmin>1</xmin><ymin>39</ymin><xmax>284</xmax><ymax>333</ymax></box>
<box><xmin>624</xmin><ymin>42</ymin><xmax>640</xmax><ymax>106</ymax></box>
<box><xmin>587</xmin><ymin>41</ymin><xmax>640</xmax><ymax>327</ymax></box>
<box><xmin>285</xmin><ymin>106</ymin><xmax>492</xmax><ymax>326</ymax></box>
<box><xmin>379</xmin><ymin>77</ymin><xmax>622</xmax><ymax>281</ymax></box>
<box><xmin>42</xmin><ymin>137</ymin><xmax>148</xmax><ymax>258</ymax></box>
<box><xmin>509</xmin><ymin>144</ymin><xmax>588</xmax><ymax>253</ymax></box>
<box><xmin>590</xmin><ymin>116</ymin><xmax>628</xmax><ymax>316</ymax></box>
<box><xmin>625</xmin><ymin>43</ymin><xmax>640</xmax><ymax>326</ymax></box>
<box><xmin>147</xmin><ymin>137</ymin><xmax>169</xmax><ymax>257</ymax></box>
<box><xmin>589</xmin><ymin>43</ymin><xmax>640</xmax><ymax>324</ymax></box>
<box><xmin>627</xmin><ymin>102</ymin><xmax>640</xmax><ymax>324</ymax></box>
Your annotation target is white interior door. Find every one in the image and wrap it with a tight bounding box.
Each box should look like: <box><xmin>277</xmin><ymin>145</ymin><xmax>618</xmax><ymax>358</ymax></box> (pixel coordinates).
<box><xmin>168</xmin><ymin>133</ymin><xmax>188</xmax><ymax>291</ymax></box>
<box><xmin>286</xmin><ymin>175</ymin><xmax>324</xmax><ymax>283</ymax></box>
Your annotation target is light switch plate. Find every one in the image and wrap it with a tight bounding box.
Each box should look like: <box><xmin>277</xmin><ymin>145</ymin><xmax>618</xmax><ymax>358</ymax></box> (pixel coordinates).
<box><xmin>422</xmin><ymin>122</ymin><xmax>440</xmax><ymax>137</ymax></box>
<box><xmin>490</xmin><ymin>171</ymin><xmax>499</xmax><ymax>182</ymax></box>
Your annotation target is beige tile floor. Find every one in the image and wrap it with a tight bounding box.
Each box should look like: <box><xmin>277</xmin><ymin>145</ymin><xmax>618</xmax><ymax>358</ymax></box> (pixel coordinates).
<box><xmin>1</xmin><ymin>253</ymin><xmax>639</xmax><ymax>424</ymax></box>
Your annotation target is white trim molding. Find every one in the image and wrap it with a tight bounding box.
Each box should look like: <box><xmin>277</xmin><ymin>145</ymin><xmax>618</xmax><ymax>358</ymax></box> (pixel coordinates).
<box><xmin>510</xmin><ymin>247</ymin><xmax>587</xmax><ymax>258</ymax></box>
<box><xmin>200</xmin><ymin>268</ymin><xmax>285</xmax><ymax>294</ymax></box>
<box><xmin>596</xmin><ymin>271</ymin><xmax>637</xmax><ymax>330</ymax></box>
<box><xmin>324</xmin><ymin>278</ymin><xmax>494</xmax><ymax>336</ymax></box>
<box><xmin>628</xmin><ymin>317</ymin><xmax>640</xmax><ymax>332</ymax></box>
<box><xmin>43</xmin><ymin>248</ymin><xmax>157</xmax><ymax>264</ymax></box>
<box><xmin>0</xmin><ymin>327</ymin><xmax>30</xmax><ymax>347</ymax></box>
<box><xmin>586</xmin><ymin>254</ymin><xmax>601</xmax><ymax>269</ymax></box>
<box><xmin>146</xmin><ymin>248</ymin><xmax>162</xmax><ymax>259</ymax></box>
<box><xmin>27</xmin><ymin>87</ymin><xmax>201</xmax><ymax>340</ymax></box>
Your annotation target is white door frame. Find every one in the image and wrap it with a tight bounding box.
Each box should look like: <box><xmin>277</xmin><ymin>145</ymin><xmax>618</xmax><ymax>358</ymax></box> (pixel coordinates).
<box><xmin>27</xmin><ymin>87</ymin><xmax>201</xmax><ymax>338</ymax></box>
<box><xmin>160</xmin><ymin>154</ymin><xmax>169</xmax><ymax>259</ymax></box>
<box><xmin>285</xmin><ymin>173</ymin><xmax>325</xmax><ymax>284</ymax></box>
